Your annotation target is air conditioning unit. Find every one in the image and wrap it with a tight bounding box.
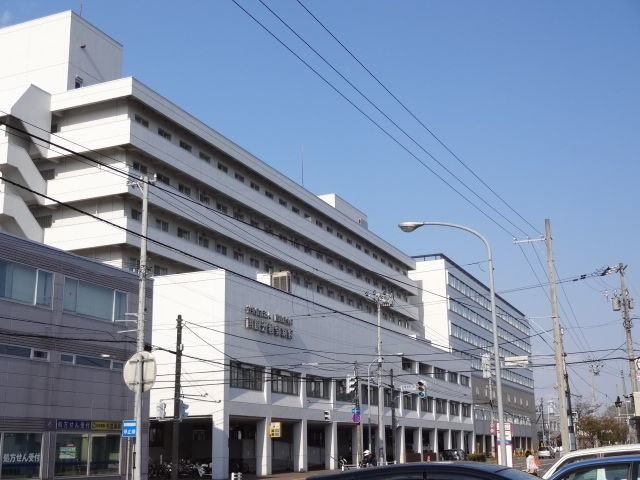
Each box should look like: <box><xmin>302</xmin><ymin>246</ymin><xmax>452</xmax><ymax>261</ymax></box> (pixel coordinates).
<box><xmin>272</xmin><ymin>271</ymin><xmax>291</xmax><ymax>293</ymax></box>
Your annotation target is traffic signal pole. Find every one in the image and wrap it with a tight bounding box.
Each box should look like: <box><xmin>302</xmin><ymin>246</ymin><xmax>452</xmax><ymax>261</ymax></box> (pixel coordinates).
<box><xmin>171</xmin><ymin>315</ymin><xmax>183</xmax><ymax>480</ymax></box>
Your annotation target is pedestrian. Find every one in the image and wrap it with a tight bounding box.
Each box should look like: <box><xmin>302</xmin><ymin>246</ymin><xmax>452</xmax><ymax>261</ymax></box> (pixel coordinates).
<box><xmin>363</xmin><ymin>450</ymin><xmax>376</xmax><ymax>467</ymax></box>
<box><xmin>526</xmin><ymin>450</ymin><xmax>539</xmax><ymax>476</ymax></box>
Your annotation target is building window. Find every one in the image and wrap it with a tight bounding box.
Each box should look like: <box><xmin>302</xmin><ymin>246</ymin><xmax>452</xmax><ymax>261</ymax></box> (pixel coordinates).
<box><xmin>2</xmin><ymin>433</ymin><xmax>42</xmax><ymax>478</ymax></box>
<box><xmin>435</xmin><ymin>398</ymin><xmax>447</xmax><ymax>414</ymax></box>
<box><xmin>217</xmin><ymin>162</ymin><xmax>228</xmax><ymax>173</ymax></box>
<box><xmin>63</xmin><ymin>278</ymin><xmax>126</xmax><ymax>322</ymax></box>
<box><xmin>434</xmin><ymin>367</ymin><xmax>445</xmax><ymax>380</ymax></box>
<box><xmin>133</xmin><ymin>162</ymin><xmax>148</xmax><ymax>174</ymax></box>
<box><xmin>155</xmin><ymin>219</ymin><xmax>169</xmax><ymax>232</ymax></box>
<box><xmin>460</xmin><ymin>375</ymin><xmax>470</xmax><ymax>387</ymax></box>
<box><xmin>249</xmin><ymin>257</ymin><xmax>260</xmax><ymax>268</ymax></box>
<box><xmin>403</xmin><ymin>394</ymin><xmax>417</xmax><ymax>411</ymax></box>
<box><xmin>54</xmin><ymin>432</ymin><xmax>120</xmax><ymax>476</ymax></box>
<box><xmin>156</xmin><ymin>173</ymin><xmax>170</xmax><ymax>185</ymax></box>
<box><xmin>40</xmin><ymin>168</ymin><xmax>55</xmax><ymax>180</ymax></box>
<box><xmin>131</xmin><ymin>209</ymin><xmax>142</xmax><ymax>221</ymax></box>
<box><xmin>0</xmin><ymin>260</ymin><xmax>53</xmax><ymax>307</ymax></box>
<box><xmin>401</xmin><ymin>358</ymin><xmax>412</xmax><ymax>372</ymax></box>
<box><xmin>199</xmin><ymin>192</ymin><xmax>210</xmax><ymax>205</ymax></box>
<box><xmin>447</xmin><ymin>371</ymin><xmax>458</xmax><ymax>383</ymax></box>
<box><xmin>234</xmin><ymin>172</ymin><xmax>245</xmax><ymax>183</ymax></box>
<box><xmin>462</xmin><ymin>403</ymin><xmax>471</xmax><ymax>417</ymax></box>
<box><xmin>199</xmin><ymin>152</ymin><xmax>211</xmax><ymax>163</ymax></box>
<box><xmin>153</xmin><ymin>266</ymin><xmax>168</xmax><ymax>276</ymax></box>
<box><xmin>216</xmin><ymin>202</ymin><xmax>228</xmax><ymax>214</ymax></box>
<box><xmin>265</xmin><ymin>191</ymin><xmax>274</xmax><ymax>200</ymax></box>
<box><xmin>233</xmin><ymin>249</ymin><xmax>244</xmax><ymax>262</ymax></box>
<box><xmin>198</xmin><ymin>236</ymin><xmax>209</xmax><ymax>248</ymax></box>
<box><xmin>134</xmin><ymin>114</ymin><xmax>149</xmax><ymax>128</ymax></box>
<box><xmin>157</xmin><ymin>128</ymin><xmax>171</xmax><ymax>140</ymax></box>
<box><xmin>177</xmin><ymin>228</ymin><xmax>190</xmax><ymax>240</ymax></box>
<box><xmin>335</xmin><ymin>379</ymin><xmax>353</xmax><ymax>402</ymax></box>
<box><xmin>450</xmin><ymin>401</ymin><xmax>460</xmax><ymax>416</ymax></box>
<box><xmin>421</xmin><ymin>396</ymin><xmax>434</xmax><ymax>413</ymax></box>
<box><xmin>250</xmin><ymin>181</ymin><xmax>260</xmax><ymax>191</ymax></box>
<box><xmin>271</xmin><ymin>369</ymin><xmax>300</xmax><ymax>396</ymax></box>
<box><xmin>74</xmin><ymin>76</ymin><xmax>84</xmax><ymax>88</ymax></box>
<box><xmin>178</xmin><ymin>184</ymin><xmax>191</xmax><ymax>197</ymax></box>
<box><xmin>230</xmin><ymin>361</ymin><xmax>264</xmax><ymax>391</ymax></box>
<box><xmin>179</xmin><ymin>140</ymin><xmax>192</xmax><ymax>152</ymax></box>
<box><xmin>279</xmin><ymin>198</ymin><xmax>287</xmax><ymax>207</ymax></box>
<box><xmin>216</xmin><ymin>244</ymin><xmax>227</xmax><ymax>256</ymax></box>
<box><xmin>0</xmin><ymin>343</ymin><xmax>31</xmax><ymax>358</ymax></box>
<box><xmin>291</xmin><ymin>206</ymin><xmax>300</xmax><ymax>214</ymax></box>
<box><xmin>306</xmin><ymin>376</ymin><xmax>331</xmax><ymax>399</ymax></box>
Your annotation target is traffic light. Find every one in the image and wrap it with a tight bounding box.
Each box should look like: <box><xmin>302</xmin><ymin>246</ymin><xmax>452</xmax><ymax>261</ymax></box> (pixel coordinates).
<box><xmin>417</xmin><ymin>380</ymin><xmax>426</xmax><ymax>398</ymax></box>
<box><xmin>324</xmin><ymin>410</ymin><xmax>331</xmax><ymax>421</ymax></box>
<box><xmin>615</xmin><ymin>396</ymin><xmax>623</xmax><ymax>408</ymax></box>
<box><xmin>179</xmin><ymin>400</ymin><xmax>189</xmax><ymax>420</ymax></box>
<box><xmin>346</xmin><ymin>375</ymin><xmax>358</xmax><ymax>394</ymax></box>
<box><xmin>156</xmin><ymin>401</ymin><xmax>166</xmax><ymax>420</ymax></box>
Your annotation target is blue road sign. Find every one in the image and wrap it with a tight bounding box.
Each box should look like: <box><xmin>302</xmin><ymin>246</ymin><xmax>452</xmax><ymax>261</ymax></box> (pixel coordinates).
<box><xmin>352</xmin><ymin>407</ymin><xmax>361</xmax><ymax>414</ymax></box>
<box><xmin>122</xmin><ymin>420</ymin><xmax>136</xmax><ymax>438</ymax></box>
<box><xmin>352</xmin><ymin>413</ymin><xmax>361</xmax><ymax>423</ymax></box>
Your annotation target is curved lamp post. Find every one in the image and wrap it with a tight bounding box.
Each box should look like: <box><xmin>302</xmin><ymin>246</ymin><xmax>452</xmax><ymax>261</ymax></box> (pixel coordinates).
<box><xmin>398</xmin><ymin>221</ymin><xmax>507</xmax><ymax>465</ymax></box>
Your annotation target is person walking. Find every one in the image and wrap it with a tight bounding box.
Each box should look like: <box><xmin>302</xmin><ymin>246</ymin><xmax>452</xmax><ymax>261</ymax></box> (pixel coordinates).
<box><xmin>526</xmin><ymin>450</ymin><xmax>539</xmax><ymax>476</ymax></box>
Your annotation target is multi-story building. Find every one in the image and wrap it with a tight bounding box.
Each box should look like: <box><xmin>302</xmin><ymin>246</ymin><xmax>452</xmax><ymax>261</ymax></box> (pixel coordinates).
<box><xmin>0</xmin><ymin>231</ymin><xmax>146</xmax><ymax>480</ymax></box>
<box><xmin>0</xmin><ymin>11</ymin><xmax>531</xmax><ymax>478</ymax></box>
<box><xmin>408</xmin><ymin>254</ymin><xmax>536</xmax><ymax>453</ymax></box>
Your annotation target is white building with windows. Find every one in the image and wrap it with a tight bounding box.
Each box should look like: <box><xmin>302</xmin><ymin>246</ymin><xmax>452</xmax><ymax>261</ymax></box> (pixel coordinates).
<box><xmin>0</xmin><ymin>232</ymin><xmax>146</xmax><ymax>480</ymax></box>
<box><xmin>0</xmin><ymin>11</ymin><xmax>531</xmax><ymax>479</ymax></box>
<box><xmin>408</xmin><ymin>254</ymin><xmax>536</xmax><ymax>453</ymax></box>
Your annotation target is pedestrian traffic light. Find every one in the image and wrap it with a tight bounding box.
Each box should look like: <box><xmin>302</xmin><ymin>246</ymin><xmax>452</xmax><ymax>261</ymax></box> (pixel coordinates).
<box><xmin>324</xmin><ymin>410</ymin><xmax>331</xmax><ymax>421</ymax></box>
<box><xmin>346</xmin><ymin>375</ymin><xmax>358</xmax><ymax>393</ymax></box>
<box><xmin>417</xmin><ymin>380</ymin><xmax>426</xmax><ymax>398</ymax></box>
<box><xmin>179</xmin><ymin>400</ymin><xmax>189</xmax><ymax>420</ymax></box>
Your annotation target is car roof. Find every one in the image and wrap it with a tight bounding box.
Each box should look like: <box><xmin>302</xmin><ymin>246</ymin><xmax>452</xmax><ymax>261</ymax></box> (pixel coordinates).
<box><xmin>542</xmin><ymin>445</ymin><xmax>640</xmax><ymax>479</ymax></box>
<box><xmin>306</xmin><ymin>461</ymin><xmax>527</xmax><ymax>479</ymax></box>
<box><xmin>548</xmin><ymin>454</ymin><xmax>640</xmax><ymax>480</ymax></box>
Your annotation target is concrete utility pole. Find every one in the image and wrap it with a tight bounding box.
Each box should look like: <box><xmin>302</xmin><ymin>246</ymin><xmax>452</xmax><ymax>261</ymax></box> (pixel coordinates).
<box><xmin>366</xmin><ymin>291</ymin><xmax>393</xmax><ymax>465</ymax></box>
<box><xmin>614</xmin><ymin>264</ymin><xmax>637</xmax><ymax>393</ymax></box>
<box><xmin>171</xmin><ymin>315</ymin><xmax>183</xmax><ymax>480</ymax></box>
<box><xmin>353</xmin><ymin>362</ymin><xmax>363</xmax><ymax>467</ymax></box>
<box><xmin>390</xmin><ymin>369</ymin><xmax>397</xmax><ymax>463</ymax></box>
<box><xmin>544</xmin><ymin>219</ymin><xmax>575</xmax><ymax>451</ymax></box>
<box><xmin>134</xmin><ymin>175</ymin><xmax>150</xmax><ymax>480</ymax></box>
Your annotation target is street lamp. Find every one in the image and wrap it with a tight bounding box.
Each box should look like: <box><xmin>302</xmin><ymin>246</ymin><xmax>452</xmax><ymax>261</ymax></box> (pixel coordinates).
<box><xmin>398</xmin><ymin>221</ymin><xmax>508</xmax><ymax>465</ymax></box>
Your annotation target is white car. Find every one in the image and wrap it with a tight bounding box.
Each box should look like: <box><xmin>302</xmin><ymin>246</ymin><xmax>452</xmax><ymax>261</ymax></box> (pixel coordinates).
<box><xmin>538</xmin><ymin>446</ymin><xmax>556</xmax><ymax>459</ymax></box>
<box><xmin>542</xmin><ymin>444</ymin><xmax>640</xmax><ymax>478</ymax></box>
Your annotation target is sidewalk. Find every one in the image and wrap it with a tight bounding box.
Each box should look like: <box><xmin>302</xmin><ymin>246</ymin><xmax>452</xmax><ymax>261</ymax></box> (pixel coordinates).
<box><xmin>243</xmin><ymin>469</ymin><xmax>334</xmax><ymax>480</ymax></box>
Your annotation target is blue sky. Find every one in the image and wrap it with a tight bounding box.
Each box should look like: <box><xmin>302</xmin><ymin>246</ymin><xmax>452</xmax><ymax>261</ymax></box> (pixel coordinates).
<box><xmin>3</xmin><ymin>0</ymin><xmax>639</xmax><ymax>411</ymax></box>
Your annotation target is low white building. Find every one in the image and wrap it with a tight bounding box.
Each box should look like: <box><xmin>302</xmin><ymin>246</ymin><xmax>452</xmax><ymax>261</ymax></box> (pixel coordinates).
<box><xmin>151</xmin><ymin>270</ymin><xmax>473</xmax><ymax>478</ymax></box>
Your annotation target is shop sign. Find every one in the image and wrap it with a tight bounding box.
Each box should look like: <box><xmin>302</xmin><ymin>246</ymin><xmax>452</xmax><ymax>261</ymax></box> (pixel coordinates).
<box><xmin>269</xmin><ymin>422</ymin><xmax>281</xmax><ymax>438</ymax></box>
<box><xmin>244</xmin><ymin>306</ymin><xmax>293</xmax><ymax>340</ymax></box>
<box><xmin>2</xmin><ymin>452</ymin><xmax>41</xmax><ymax>464</ymax></box>
<box><xmin>56</xmin><ymin>419</ymin><xmax>121</xmax><ymax>430</ymax></box>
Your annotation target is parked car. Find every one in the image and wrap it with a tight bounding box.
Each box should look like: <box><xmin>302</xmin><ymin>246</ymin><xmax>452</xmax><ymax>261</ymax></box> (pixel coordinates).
<box><xmin>306</xmin><ymin>462</ymin><xmax>536</xmax><ymax>479</ymax></box>
<box><xmin>538</xmin><ymin>446</ymin><xmax>556</xmax><ymax>459</ymax></box>
<box><xmin>442</xmin><ymin>449</ymin><xmax>468</xmax><ymax>460</ymax></box>
<box><xmin>542</xmin><ymin>444</ymin><xmax>640</xmax><ymax>478</ymax></box>
<box><xmin>546</xmin><ymin>454</ymin><xmax>640</xmax><ymax>480</ymax></box>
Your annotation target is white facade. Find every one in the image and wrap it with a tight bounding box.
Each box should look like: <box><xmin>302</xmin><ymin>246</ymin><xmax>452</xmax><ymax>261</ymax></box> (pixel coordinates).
<box><xmin>151</xmin><ymin>270</ymin><xmax>473</xmax><ymax>478</ymax></box>
<box><xmin>408</xmin><ymin>254</ymin><xmax>536</xmax><ymax>453</ymax></box>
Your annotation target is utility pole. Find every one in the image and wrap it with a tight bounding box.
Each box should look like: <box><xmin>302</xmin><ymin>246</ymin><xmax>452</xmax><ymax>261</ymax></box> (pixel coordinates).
<box><xmin>544</xmin><ymin>219</ymin><xmax>575</xmax><ymax>451</ymax></box>
<box><xmin>353</xmin><ymin>362</ymin><xmax>362</xmax><ymax>467</ymax></box>
<box><xmin>134</xmin><ymin>175</ymin><xmax>150</xmax><ymax>480</ymax></box>
<box><xmin>613</xmin><ymin>264</ymin><xmax>637</xmax><ymax>393</ymax></box>
<box><xmin>171</xmin><ymin>316</ymin><xmax>183</xmax><ymax>480</ymax></box>
<box><xmin>366</xmin><ymin>291</ymin><xmax>393</xmax><ymax>465</ymax></box>
<box><xmin>390</xmin><ymin>369</ymin><xmax>397</xmax><ymax>463</ymax></box>
<box><xmin>540</xmin><ymin>398</ymin><xmax>547</xmax><ymax>446</ymax></box>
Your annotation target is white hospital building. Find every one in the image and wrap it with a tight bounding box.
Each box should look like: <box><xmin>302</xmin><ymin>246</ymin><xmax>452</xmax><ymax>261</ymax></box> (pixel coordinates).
<box><xmin>0</xmin><ymin>11</ymin><xmax>534</xmax><ymax>479</ymax></box>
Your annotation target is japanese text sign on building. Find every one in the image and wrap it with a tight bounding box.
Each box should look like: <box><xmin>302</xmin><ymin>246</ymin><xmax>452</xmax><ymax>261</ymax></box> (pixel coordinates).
<box><xmin>245</xmin><ymin>306</ymin><xmax>294</xmax><ymax>340</ymax></box>
<box><xmin>122</xmin><ymin>420</ymin><xmax>136</xmax><ymax>438</ymax></box>
<box><xmin>269</xmin><ymin>422</ymin><xmax>281</xmax><ymax>438</ymax></box>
